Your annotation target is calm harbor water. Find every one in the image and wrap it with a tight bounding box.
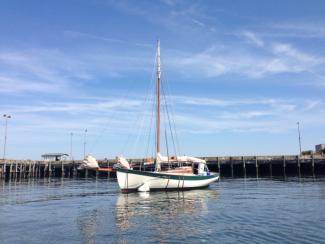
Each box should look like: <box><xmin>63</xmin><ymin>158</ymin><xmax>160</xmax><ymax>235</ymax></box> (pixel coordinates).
<box><xmin>1</xmin><ymin>177</ymin><xmax>325</xmax><ymax>243</ymax></box>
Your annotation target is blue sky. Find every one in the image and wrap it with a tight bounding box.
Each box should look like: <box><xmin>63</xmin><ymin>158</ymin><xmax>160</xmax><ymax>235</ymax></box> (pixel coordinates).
<box><xmin>0</xmin><ymin>0</ymin><xmax>325</xmax><ymax>159</ymax></box>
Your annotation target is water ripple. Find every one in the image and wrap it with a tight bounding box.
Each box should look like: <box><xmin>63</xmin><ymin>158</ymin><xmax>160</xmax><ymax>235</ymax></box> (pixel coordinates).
<box><xmin>1</xmin><ymin>178</ymin><xmax>325</xmax><ymax>243</ymax></box>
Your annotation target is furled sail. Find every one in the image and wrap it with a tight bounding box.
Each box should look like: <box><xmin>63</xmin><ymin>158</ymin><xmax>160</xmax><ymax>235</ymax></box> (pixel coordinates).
<box><xmin>79</xmin><ymin>155</ymin><xmax>99</xmax><ymax>169</ymax></box>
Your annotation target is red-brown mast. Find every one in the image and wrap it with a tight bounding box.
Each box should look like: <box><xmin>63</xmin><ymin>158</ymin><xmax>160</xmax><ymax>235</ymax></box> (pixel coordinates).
<box><xmin>156</xmin><ymin>40</ymin><xmax>161</xmax><ymax>155</ymax></box>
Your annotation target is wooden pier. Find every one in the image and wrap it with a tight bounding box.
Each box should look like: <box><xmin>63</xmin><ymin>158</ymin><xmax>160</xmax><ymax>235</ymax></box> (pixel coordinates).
<box><xmin>0</xmin><ymin>154</ymin><xmax>325</xmax><ymax>180</ymax></box>
<box><xmin>0</xmin><ymin>159</ymin><xmax>115</xmax><ymax>179</ymax></box>
<box><xmin>203</xmin><ymin>155</ymin><xmax>325</xmax><ymax>177</ymax></box>
<box><xmin>128</xmin><ymin>154</ymin><xmax>325</xmax><ymax>178</ymax></box>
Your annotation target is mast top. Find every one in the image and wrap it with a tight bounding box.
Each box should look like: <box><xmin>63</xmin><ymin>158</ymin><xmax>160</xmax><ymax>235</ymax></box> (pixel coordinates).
<box><xmin>156</xmin><ymin>39</ymin><xmax>161</xmax><ymax>160</ymax></box>
<box><xmin>157</xmin><ymin>40</ymin><xmax>161</xmax><ymax>80</ymax></box>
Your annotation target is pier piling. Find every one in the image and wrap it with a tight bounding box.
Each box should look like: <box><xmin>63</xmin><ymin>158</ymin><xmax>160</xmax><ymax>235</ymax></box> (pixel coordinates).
<box><xmin>61</xmin><ymin>162</ymin><xmax>65</xmax><ymax>177</ymax></box>
<box><xmin>312</xmin><ymin>155</ymin><xmax>315</xmax><ymax>176</ymax></box>
<box><xmin>230</xmin><ymin>158</ymin><xmax>234</xmax><ymax>178</ymax></box>
<box><xmin>297</xmin><ymin>156</ymin><xmax>301</xmax><ymax>177</ymax></box>
<box><xmin>243</xmin><ymin>157</ymin><xmax>246</xmax><ymax>178</ymax></box>
<box><xmin>255</xmin><ymin>157</ymin><xmax>259</xmax><ymax>179</ymax></box>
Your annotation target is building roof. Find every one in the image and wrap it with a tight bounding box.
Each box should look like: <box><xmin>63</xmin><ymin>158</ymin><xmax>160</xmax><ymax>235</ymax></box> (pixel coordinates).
<box><xmin>41</xmin><ymin>153</ymin><xmax>69</xmax><ymax>158</ymax></box>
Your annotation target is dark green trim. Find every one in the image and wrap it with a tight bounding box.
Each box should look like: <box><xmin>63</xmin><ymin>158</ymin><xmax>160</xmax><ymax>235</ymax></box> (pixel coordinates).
<box><xmin>116</xmin><ymin>168</ymin><xmax>219</xmax><ymax>181</ymax></box>
<box><xmin>121</xmin><ymin>185</ymin><xmax>210</xmax><ymax>193</ymax></box>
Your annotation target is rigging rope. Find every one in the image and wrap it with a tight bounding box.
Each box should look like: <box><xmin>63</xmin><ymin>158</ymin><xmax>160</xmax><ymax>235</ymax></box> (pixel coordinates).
<box><xmin>160</xmin><ymin>54</ymin><xmax>182</xmax><ymax>156</ymax></box>
<box><xmin>123</xmin><ymin>51</ymin><xmax>157</xmax><ymax>158</ymax></box>
<box><xmin>88</xmin><ymin>86</ymin><xmax>138</xmax><ymax>156</ymax></box>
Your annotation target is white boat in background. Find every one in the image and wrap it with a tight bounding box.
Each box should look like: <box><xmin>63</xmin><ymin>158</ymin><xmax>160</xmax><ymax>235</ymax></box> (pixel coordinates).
<box><xmin>114</xmin><ymin>41</ymin><xmax>219</xmax><ymax>192</ymax></box>
<box><xmin>82</xmin><ymin>41</ymin><xmax>219</xmax><ymax>192</ymax></box>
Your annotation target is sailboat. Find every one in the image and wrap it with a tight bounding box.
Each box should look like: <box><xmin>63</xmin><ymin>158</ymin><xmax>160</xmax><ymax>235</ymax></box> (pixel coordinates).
<box><xmin>114</xmin><ymin>41</ymin><xmax>219</xmax><ymax>192</ymax></box>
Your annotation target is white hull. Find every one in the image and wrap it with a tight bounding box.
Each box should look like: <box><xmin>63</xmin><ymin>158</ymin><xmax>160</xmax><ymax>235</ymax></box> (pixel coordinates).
<box><xmin>116</xmin><ymin>168</ymin><xmax>219</xmax><ymax>192</ymax></box>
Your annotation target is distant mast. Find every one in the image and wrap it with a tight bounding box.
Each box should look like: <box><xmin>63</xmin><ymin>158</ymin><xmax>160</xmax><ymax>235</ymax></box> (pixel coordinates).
<box><xmin>156</xmin><ymin>40</ymin><xmax>161</xmax><ymax>157</ymax></box>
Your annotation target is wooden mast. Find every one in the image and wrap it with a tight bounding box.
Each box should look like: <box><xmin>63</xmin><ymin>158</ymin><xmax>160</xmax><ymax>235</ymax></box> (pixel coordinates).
<box><xmin>156</xmin><ymin>40</ymin><xmax>161</xmax><ymax>156</ymax></box>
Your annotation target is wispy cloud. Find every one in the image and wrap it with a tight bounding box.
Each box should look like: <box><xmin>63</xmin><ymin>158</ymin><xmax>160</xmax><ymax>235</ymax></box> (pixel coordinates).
<box><xmin>0</xmin><ymin>49</ymin><xmax>92</xmax><ymax>82</ymax></box>
<box><xmin>272</xmin><ymin>43</ymin><xmax>318</xmax><ymax>63</ymax></box>
<box><xmin>191</xmin><ymin>18</ymin><xmax>206</xmax><ymax>28</ymax></box>
<box><xmin>0</xmin><ymin>49</ymin><xmax>91</xmax><ymax>94</ymax></box>
<box><xmin>0</xmin><ymin>76</ymin><xmax>59</xmax><ymax>93</ymax></box>
<box><xmin>174</xmin><ymin>104</ymin><xmax>325</xmax><ymax>134</ymax></box>
<box><xmin>267</xmin><ymin>22</ymin><xmax>325</xmax><ymax>39</ymax></box>
<box><xmin>0</xmin><ymin>46</ymin><xmax>153</xmax><ymax>94</ymax></box>
<box><xmin>1</xmin><ymin>32</ymin><xmax>323</xmax><ymax>98</ymax></box>
<box><xmin>86</xmin><ymin>1</ymin><xmax>325</xmax><ymax>84</ymax></box>
<box><xmin>242</xmin><ymin>31</ymin><xmax>264</xmax><ymax>47</ymax></box>
<box><xmin>63</xmin><ymin>30</ymin><xmax>127</xmax><ymax>44</ymax></box>
<box><xmin>64</xmin><ymin>30</ymin><xmax>153</xmax><ymax>48</ymax></box>
<box><xmin>173</xmin><ymin>95</ymin><xmax>308</xmax><ymax>112</ymax></box>
<box><xmin>5</xmin><ymin>94</ymin><xmax>322</xmax><ymax>134</ymax></box>
<box><xmin>160</xmin><ymin>0</ymin><xmax>178</xmax><ymax>6</ymax></box>
<box><xmin>4</xmin><ymin>99</ymin><xmax>142</xmax><ymax>114</ymax></box>
<box><xmin>104</xmin><ymin>0</ymin><xmax>213</xmax><ymax>35</ymax></box>
<box><xmin>167</xmin><ymin>36</ymin><xmax>323</xmax><ymax>79</ymax></box>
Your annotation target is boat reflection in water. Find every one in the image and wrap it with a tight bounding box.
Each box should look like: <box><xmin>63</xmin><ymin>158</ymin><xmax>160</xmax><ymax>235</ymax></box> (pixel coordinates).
<box><xmin>75</xmin><ymin>188</ymin><xmax>219</xmax><ymax>243</ymax></box>
<box><xmin>77</xmin><ymin>208</ymin><xmax>103</xmax><ymax>244</ymax></box>
<box><xmin>115</xmin><ymin>189</ymin><xmax>219</xmax><ymax>240</ymax></box>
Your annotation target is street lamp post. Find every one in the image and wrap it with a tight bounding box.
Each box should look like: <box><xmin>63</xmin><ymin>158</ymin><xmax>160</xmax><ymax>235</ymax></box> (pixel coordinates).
<box><xmin>83</xmin><ymin>129</ymin><xmax>87</xmax><ymax>158</ymax></box>
<box><xmin>3</xmin><ymin>114</ymin><xmax>11</xmax><ymax>162</ymax></box>
<box><xmin>297</xmin><ymin>122</ymin><xmax>302</xmax><ymax>155</ymax></box>
<box><xmin>70</xmin><ymin>132</ymin><xmax>73</xmax><ymax>161</ymax></box>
